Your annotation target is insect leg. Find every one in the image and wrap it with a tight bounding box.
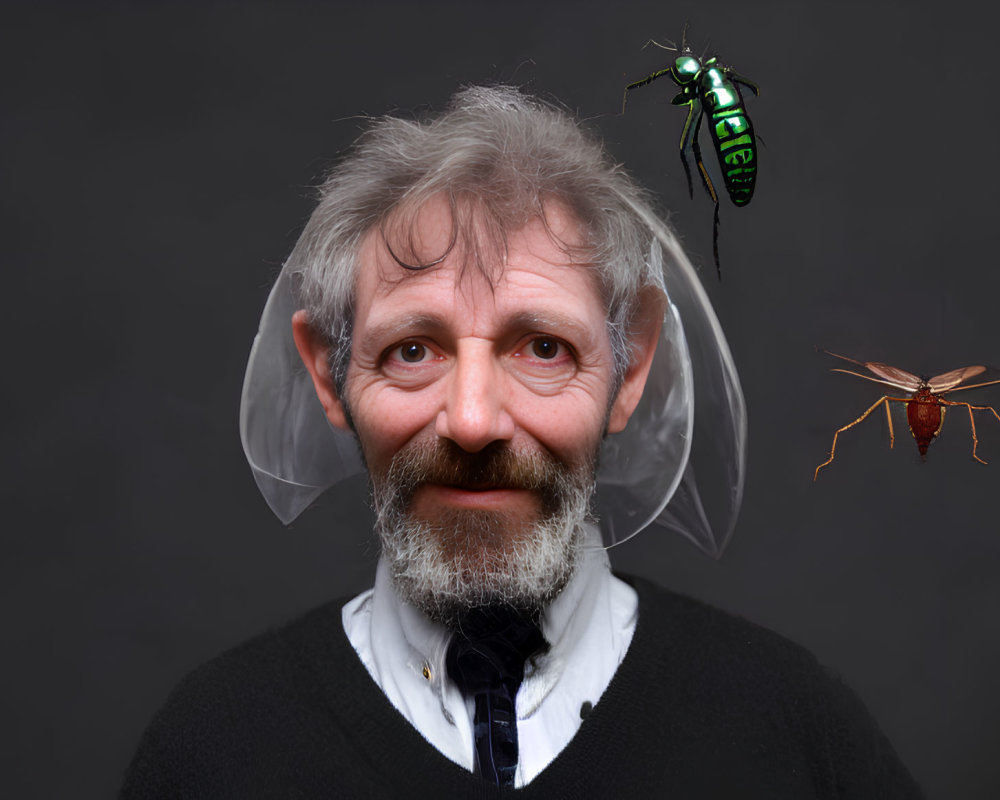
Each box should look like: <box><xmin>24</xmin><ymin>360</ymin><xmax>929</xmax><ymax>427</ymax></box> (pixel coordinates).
<box><xmin>730</xmin><ymin>75</ymin><xmax>760</xmax><ymax>97</ymax></box>
<box><xmin>677</xmin><ymin>102</ymin><xmax>700</xmax><ymax>198</ymax></box>
<box><xmin>621</xmin><ymin>68</ymin><xmax>673</xmax><ymax>114</ymax></box>
<box><xmin>814</xmin><ymin>396</ymin><xmax>898</xmax><ymax>480</ymax></box>
<box><xmin>689</xmin><ymin>112</ymin><xmax>722</xmax><ymax>277</ymax></box>
<box><xmin>883</xmin><ymin>395</ymin><xmax>897</xmax><ymax>447</ymax></box>
<box><xmin>940</xmin><ymin>400</ymin><xmax>1000</xmax><ymax>464</ymax></box>
<box><xmin>691</xmin><ymin>112</ymin><xmax>719</xmax><ymax>205</ymax></box>
<box><xmin>712</xmin><ymin>203</ymin><xmax>722</xmax><ymax>280</ymax></box>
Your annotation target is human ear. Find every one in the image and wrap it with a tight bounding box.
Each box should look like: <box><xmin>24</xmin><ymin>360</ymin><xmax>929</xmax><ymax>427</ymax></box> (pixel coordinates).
<box><xmin>291</xmin><ymin>310</ymin><xmax>351</xmax><ymax>431</ymax></box>
<box><xmin>606</xmin><ymin>289</ymin><xmax>666</xmax><ymax>434</ymax></box>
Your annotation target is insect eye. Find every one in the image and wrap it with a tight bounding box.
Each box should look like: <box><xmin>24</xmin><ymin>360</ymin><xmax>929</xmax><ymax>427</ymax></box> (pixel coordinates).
<box><xmin>399</xmin><ymin>342</ymin><xmax>426</xmax><ymax>362</ymax></box>
<box><xmin>531</xmin><ymin>338</ymin><xmax>560</xmax><ymax>359</ymax></box>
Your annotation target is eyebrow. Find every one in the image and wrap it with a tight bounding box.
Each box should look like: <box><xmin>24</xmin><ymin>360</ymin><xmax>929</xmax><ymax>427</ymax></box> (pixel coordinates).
<box><xmin>361</xmin><ymin>314</ymin><xmax>451</xmax><ymax>346</ymax></box>
<box><xmin>502</xmin><ymin>311</ymin><xmax>598</xmax><ymax>342</ymax></box>
<box><xmin>361</xmin><ymin>310</ymin><xmax>599</xmax><ymax>346</ymax></box>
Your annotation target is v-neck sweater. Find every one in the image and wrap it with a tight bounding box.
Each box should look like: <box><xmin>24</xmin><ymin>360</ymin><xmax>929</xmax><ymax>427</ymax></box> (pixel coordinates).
<box><xmin>121</xmin><ymin>576</ymin><xmax>922</xmax><ymax>799</ymax></box>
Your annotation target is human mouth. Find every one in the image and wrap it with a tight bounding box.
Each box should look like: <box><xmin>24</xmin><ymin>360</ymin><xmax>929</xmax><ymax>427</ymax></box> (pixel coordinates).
<box><xmin>413</xmin><ymin>483</ymin><xmax>537</xmax><ymax>511</ymax></box>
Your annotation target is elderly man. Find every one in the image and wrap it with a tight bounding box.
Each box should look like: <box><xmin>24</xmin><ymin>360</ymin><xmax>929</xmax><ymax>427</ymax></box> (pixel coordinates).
<box><xmin>123</xmin><ymin>86</ymin><xmax>921</xmax><ymax>797</ymax></box>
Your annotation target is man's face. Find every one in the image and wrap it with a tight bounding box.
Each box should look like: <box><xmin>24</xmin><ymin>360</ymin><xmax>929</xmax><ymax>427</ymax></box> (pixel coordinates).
<box><xmin>338</xmin><ymin>198</ymin><xmax>626</xmax><ymax>620</ymax></box>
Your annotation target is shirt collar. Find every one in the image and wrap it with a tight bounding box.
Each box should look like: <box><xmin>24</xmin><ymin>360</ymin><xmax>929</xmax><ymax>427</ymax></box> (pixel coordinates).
<box><xmin>367</xmin><ymin>523</ymin><xmax>616</xmax><ymax>713</ymax></box>
<box><xmin>349</xmin><ymin>522</ymin><xmax>637</xmax><ymax>777</ymax></box>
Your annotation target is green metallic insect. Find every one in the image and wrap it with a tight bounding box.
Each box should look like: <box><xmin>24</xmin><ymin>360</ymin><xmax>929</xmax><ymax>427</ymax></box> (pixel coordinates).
<box><xmin>623</xmin><ymin>32</ymin><xmax>759</xmax><ymax>278</ymax></box>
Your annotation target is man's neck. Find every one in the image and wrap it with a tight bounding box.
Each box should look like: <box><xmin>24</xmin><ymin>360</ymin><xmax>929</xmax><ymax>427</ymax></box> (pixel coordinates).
<box><xmin>341</xmin><ymin>522</ymin><xmax>639</xmax><ymax>786</ymax></box>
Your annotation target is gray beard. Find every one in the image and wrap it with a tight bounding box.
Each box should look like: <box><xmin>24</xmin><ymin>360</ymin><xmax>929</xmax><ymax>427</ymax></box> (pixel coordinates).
<box><xmin>369</xmin><ymin>439</ymin><xmax>597</xmax><ymax>628</ymax></box>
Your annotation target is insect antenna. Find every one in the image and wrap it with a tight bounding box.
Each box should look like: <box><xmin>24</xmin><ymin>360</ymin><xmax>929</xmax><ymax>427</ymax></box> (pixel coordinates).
<box><xmin>642</xmin><ymin>38</ymin><xmax>678</xmax><ymax>52</ymax></box>
<box><xmin>817</xmin><ymin>349</ymin><xmax>870</xmax><ymax>370</ymax></box>
<box><xmin>680</xmin><ymin>20</ymin><xmax>691</xmax><ymax>52</ymax></box>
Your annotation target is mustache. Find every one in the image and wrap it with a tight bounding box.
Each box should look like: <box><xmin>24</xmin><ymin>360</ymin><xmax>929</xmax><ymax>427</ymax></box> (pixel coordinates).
<box><xmin>384</xmin><ymin>439</ymin><xmax>568</xmax><ymax>495</ymax></box>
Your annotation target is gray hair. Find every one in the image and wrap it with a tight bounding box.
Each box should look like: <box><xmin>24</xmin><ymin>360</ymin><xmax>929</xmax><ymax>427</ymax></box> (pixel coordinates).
<box><xmin>291</xmin><ymin>84</ymin><xmax>668</xmax><ymax>395</ymax></box>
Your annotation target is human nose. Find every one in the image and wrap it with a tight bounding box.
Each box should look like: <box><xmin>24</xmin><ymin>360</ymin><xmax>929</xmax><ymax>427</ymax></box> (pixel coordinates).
<box><xmin>435</xmin><ymin>344</ymin><xmax>515</xmax><ymax>452</ymax></box>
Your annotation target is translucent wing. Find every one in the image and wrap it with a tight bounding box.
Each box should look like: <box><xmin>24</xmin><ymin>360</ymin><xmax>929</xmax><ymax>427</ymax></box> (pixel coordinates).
<box><xmin>863</xmin><ymin>362</ymin><xmax>924</xmax><ymax>391</ymax></box>
<box><xmin>828</xmin><ymin>368</ymin><xmax>916</xmax><ymax>391</ymax></box>
<box><xmin>821</xmin><ymin>350</ymin><xmax>922</xmax><ymax>391</ymax></box>
<box><xmin>928</xmin><ymin>366</ymin><xmax>986</xmax><ymax>393</ymax></box>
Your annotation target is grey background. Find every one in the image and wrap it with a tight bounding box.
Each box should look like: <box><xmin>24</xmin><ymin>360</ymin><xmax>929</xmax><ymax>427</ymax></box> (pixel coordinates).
<box><xmin>4</xmin><ymin>1</ymin><xmax>998</xmax><ymax>797</ymax></box>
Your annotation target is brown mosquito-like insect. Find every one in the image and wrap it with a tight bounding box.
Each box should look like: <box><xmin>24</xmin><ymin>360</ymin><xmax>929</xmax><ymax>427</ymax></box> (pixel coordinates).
<box><xmin>814</xmin><ymin>350</ymin><xmax>1000</xmax><ymax>480</ymax></box>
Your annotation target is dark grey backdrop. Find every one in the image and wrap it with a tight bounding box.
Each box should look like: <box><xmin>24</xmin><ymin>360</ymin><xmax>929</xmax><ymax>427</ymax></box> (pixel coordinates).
<box><xmin>4</xmin><ymin>2</ymin><xmax>998</xmax><ymax>797</ymax></box>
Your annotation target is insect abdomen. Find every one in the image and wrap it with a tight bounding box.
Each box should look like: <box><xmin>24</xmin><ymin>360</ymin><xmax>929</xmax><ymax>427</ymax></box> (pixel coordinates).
<box><xmin>906</xmin><ymin>390</ymin><xmax>945</xmax><ymax>457</ymax></box>
<box><xmin>708</xmin><ymin>105</ymin><xmax>756</xmax><ymax>206</ymax></box>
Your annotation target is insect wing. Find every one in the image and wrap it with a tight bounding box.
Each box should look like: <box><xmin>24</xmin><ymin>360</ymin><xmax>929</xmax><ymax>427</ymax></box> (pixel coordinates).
<box><xmin>730</xmin><ymin>72</ymin><xmax>760</xmax><ymax>97</ymax></box>
<box><xmin>863</xmin><ymin>362</ymin><xmax>923</xmax><ymax>391</ymax></box>
<box><xmin>928</xmin><ymin>366</ymin><xmax>987</xmax><ymax>393</ymax></box>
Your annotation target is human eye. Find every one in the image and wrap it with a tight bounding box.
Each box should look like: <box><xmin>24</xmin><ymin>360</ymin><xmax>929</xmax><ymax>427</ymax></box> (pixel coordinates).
<box><xmin>514</xmin><ymin>335</ymin><xmax>576</xmax><ymax>371</ymax></box>
<box><xmin>529</xmin><ymin>337</ymin><xmax>562</xmax><ymax>360</ymax></box>
<box><xmin>391</xmin><ymin>341</ymin><xmax>430</xmax><ymax>363</ymax></box>
<box><xmin>509</xmin><ymin>335</ymin><xmax>578</xmax><ymax>393</ymax></box>
<box><xmin>379</xmin><ymin>338</ymin><xmax>446</xmax><ymax>381</ymax></box>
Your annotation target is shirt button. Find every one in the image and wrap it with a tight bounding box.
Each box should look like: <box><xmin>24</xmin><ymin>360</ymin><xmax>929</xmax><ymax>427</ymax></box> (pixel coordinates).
<box><xmin>422</xmin><ymin>663</ymin><xmax>432</xmax><ymax>681</ymax></box>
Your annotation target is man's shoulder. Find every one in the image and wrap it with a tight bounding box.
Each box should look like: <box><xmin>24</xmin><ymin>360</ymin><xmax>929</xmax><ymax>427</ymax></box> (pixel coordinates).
<box><xmin>120</xmin><ymin>598</ymin><xmax>370</xmax><ymax>798</ymax></box>
<box><xmin>233</xmin><ymin>596</ymin><xmax>350</xmax><ymax>657</ymax></box>
<box><xmin>618</xmin><ymin>575</ymin><xmax>879</xmax><ymax>738</ymax></box>
<box><xmin>624</xmin><ymin>572</ymin><xmax>825</xmax><ymax>670</ymax></box>
<box><xmin>600</xmin><ymin>574</ymin><xmax>923</xmax><ymax>798</ymax></box>
<box><xmin>167</xmin><ymin>599</ymin><xmax>357</xmax><ymax>707</ymax></box>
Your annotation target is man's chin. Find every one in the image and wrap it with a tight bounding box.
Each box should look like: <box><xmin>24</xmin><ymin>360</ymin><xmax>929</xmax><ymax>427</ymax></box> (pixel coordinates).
<box><xmin>381</xmin><ymin>512</ymin><xmax>585</xmax><ymax>629</ymax></box>
<box><xmin>390</xmin><ymin>559</ymin><xmax>571</xmax><ymax>629</ymax></box>
<box><xmin>405</xmin><ymin>505</ymin><xmax>542</xmax><ymax>557</ymax></box>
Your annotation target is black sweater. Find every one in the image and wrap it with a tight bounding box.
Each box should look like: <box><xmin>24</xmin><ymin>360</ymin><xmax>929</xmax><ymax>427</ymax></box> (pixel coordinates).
<box><xmin>122</xmin><ymin>576</ymin><xmax>922</xmax><ymax>798</ymax></box>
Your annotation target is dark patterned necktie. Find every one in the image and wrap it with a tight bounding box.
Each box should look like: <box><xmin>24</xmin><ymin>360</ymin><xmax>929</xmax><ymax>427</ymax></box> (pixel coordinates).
<box><xmin>445</xmin><ymin>606</ymin><xmax>547</xmax><ymax>787</ymax></box>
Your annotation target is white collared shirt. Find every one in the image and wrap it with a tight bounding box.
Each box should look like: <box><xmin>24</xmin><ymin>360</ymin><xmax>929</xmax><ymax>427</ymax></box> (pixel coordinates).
<box><xmin>342</xmin><ymin>524</ymin><xmax>638</xmax><ymax>787</ymax></box>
